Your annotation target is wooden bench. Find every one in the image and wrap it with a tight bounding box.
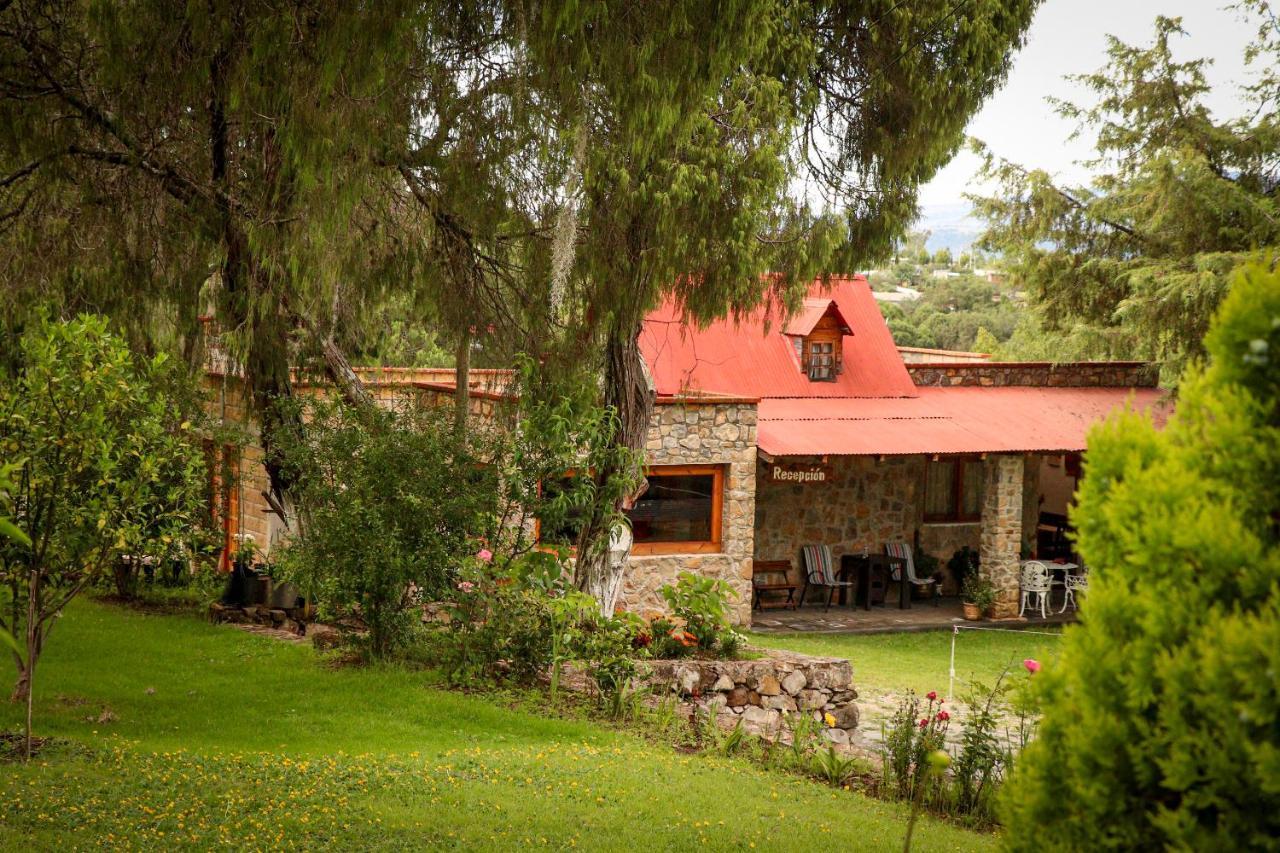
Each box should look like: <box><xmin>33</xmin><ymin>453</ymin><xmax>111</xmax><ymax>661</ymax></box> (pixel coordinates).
<box><xmin>752</xmin><ymin>560</ymin><xmax>799</xmax><ymax>610</ymax></box>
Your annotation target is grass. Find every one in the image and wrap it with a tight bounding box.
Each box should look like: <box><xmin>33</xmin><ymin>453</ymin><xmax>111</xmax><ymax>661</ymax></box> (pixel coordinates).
<box><xmin>749</xmin><ymin>626</ymin><xmax>1065</xmax><ymax>696</ymax></box>
<box><xmin>0</xmin><ymin>599</ymin><xmax>995</xmax><ymax>851</ymax></box>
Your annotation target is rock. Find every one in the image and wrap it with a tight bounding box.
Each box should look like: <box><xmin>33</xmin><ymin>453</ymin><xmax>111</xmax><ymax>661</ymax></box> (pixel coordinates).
<box><xmin>674</xmin><ymin>666</ymin><xmax>700</xmax><ymax>696</ymax></box>
<box><xmin>711</xmin><ymin>674</ymin><xmax>735</xmax><ymax>692</ymax></box>
<box><xmin>704</xmin><ymin>694</ymin><xmax>728</xmax><ymax>714</ymax></box>
<box><xmin>725</xmin><ymin>686</ymin><xmax>753</xmax><ymax>707</ymax></box>
<box><xmin>829</xmin><ymin>689</ymin><xmax>859</xmax><ymax>704</ymax></box>
<box><xmin>763</xmin><ymin>694</ymin><xmax>797</xmax><ymax>712</ymax></box>
<box><xmin>829</xmin><ymin>704</ymin><xmax>860</xmax><ymax>731</ymax></box>
<box><xmin>757</xmin><ymin>674</ymin><xmax>782</xmax><ymax>696</ymax></box>
<box><xmin>821</xmin><ymin>727</ymin><xmax>850</xmax><ymax>745</ymax></box>
<box><xmin>797</xmin><ymin>689</ymin><xmax>828</xmax><ymax>711</ymax></box>
<box><xmin>741</xmin><ymin>705</ymin><xmax>779</xmax><ymax>734</ymax></box>
<box><xmin>781</xmin><ymin>670</ymin><xmax>807</xmax><ymax>696</ymax></box>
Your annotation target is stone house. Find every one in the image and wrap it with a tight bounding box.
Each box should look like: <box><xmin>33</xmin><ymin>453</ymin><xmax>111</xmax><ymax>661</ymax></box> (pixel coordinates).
<box><xmin>204</xmin><ymin>277</ymin><xmax>1167</xmax><ymax>625</ymax></box>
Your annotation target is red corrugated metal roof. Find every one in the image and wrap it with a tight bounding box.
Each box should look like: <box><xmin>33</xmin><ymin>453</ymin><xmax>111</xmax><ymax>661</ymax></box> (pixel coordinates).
<box><xmin>756</xmin><ymin>387</ymin><xmax>1172</xmax><ymax>456</ymax></box>
<box><xmin>783</xmin><ymin>298</ymin><xmax>851</xmax><ymax>336</ymax></box>
<box><xmin>640</xmin><ymin>276</ymin><xmax>916</xmax><ymax>399</ymax></box>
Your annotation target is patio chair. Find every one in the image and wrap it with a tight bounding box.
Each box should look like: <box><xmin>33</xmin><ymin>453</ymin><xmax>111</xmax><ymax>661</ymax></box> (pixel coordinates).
<box><xmin>1020</xmin><ymin>560</ymin><xmax>1053</xmax><ymax>619</ymax></box>
<box><xmin>884</xmin><ymin>543</ymin><xmax>940</xmax><ymax>606</ymax></box>
<box><xmin>1060</xmin><ymin>568</ymin><xmax>1088</xmax><ymax>613</ymax></box>
<box><xmin>800</xmin><ymin>544</ymin><xmax>854</xmax><ymax>611</ymax></box>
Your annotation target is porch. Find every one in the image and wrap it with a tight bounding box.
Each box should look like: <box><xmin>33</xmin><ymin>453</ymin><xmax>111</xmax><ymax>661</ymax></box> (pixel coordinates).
<box><xmin>751</xmin><ymin>450</ymin><xmax>1081</xmax><ymax>623</ymax></box>
<box><xmin>751</xmin><ymin>596</ymin><xmax>1079</xmax><ymax>635</ymax></box>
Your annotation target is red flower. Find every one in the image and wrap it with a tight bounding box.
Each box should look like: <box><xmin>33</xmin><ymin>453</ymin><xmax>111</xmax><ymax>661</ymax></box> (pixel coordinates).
<box><xmin>919</xmin><ymin>718</ymin><xmax>929</xmax><ymax>728</ymax></box>
<box><xmin>936</xmin><ymin>711</ymin><xmax>950</xmax><ymax>722</ymax></box>
<box><xmin>926</xmin><ymin>691</ymin><xmax>937</xmax><ymax>702</ymax></box>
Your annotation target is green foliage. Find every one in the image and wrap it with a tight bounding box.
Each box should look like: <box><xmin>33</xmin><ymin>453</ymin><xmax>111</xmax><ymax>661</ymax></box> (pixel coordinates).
<box><xmin>274</xmin><ymin>398</ymin><xmax>497</xmax><ymax>659</ymax></box>
<box><xmin>880</xmin><ymin>692</ymin><xmax>950</xmax><ymax>803</ymax></box>
<box><xmin>0</xmin><ymin>315</ymin><xmax>207</xmax><ymax>701</ymax></box>
<box><xmin>1002</xmin><ymin>261</ymin><xmax>1280</xmax><ymax>848</ymax></box>
<box><xmin>971</xmin><ymin>10</ymin><xmax>1280</xmax><ymax>381</ymax></box>
<box><xmin>880</xmin><ymin>273</ymin><xmax>1021</xmax><ymax>352</ymax></box>
<box><xmin>961</xmin><ymin>575</ymin><xmax>996</xmax><ymax>612</ymax></box>
<box><xmin>657</xmin><ymin>572</ymin><xmax>742</xmax><ymax>658</ymax></box>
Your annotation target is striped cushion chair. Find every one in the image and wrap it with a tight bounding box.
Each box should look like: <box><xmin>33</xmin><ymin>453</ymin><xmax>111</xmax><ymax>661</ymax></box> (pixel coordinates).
<box><xmin>801</xmin><ymin>544</ymin><xmax>854</xmax><ymax>611</ymax></box>
<box><xmin>885</xmin><ymin>543</ymin><xmax>941</xmax><ymax>606</ymax></box>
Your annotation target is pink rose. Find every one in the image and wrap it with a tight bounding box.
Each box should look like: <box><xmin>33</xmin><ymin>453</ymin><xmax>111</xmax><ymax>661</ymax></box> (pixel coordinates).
<box><xmin>926</xmin><ymin>691</ymin><xmax>937</xmax><ymax>701</ymax></box>
<box><xmin>1024</xmin><ymin>658</ymin><xmax>1041</xmax><ymax>674</ymax></box>
<box><xmin>476</xmin><ymin>548</ymin><xmax>493</xmax><ymax>563</ymax></box>
<box><xmin>457</xmin><ymin>580</ymin><xmax>475</xmax><ymax>593</ymax></box>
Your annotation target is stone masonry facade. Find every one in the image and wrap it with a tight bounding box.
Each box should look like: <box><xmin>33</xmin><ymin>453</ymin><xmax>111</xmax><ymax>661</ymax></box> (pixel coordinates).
<box><xmin>907</xmin><ymin>361</ymin><xmax>1158</xmax><ymax>388</ymax></box>
<box><xmin>980</xmin><ymin>454</ymin><xmax>1024</xmax><ymax>618</ymax></box>
<box><xmin>624</xmin><ymin>399</ymin><xmax>759</xmax><ymax>626</ymax></box>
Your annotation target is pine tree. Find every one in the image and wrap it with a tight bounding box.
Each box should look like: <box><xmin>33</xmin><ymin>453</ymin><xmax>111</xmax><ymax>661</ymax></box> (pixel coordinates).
<box><xmin>1002</xmin><ymin>260</ymin><xmax>1280</xmax><ymax>848</ymax></box>
<box><xmin>971</xmin><ymin>8</ymin><xmax>1280</xmax><ymax>382</ymax></box>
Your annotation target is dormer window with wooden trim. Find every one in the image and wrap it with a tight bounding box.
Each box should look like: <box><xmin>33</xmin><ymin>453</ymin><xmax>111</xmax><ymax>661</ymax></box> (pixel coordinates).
<box><xmin>784</xmin><ymin>298</ymin><xmax>853</xmax><ymax>383</ymax></box>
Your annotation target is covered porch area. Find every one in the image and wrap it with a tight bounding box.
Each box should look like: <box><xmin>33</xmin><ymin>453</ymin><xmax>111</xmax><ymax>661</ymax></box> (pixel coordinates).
<box><xmin>750</xmin><ymin>596</ymin><xmax>1080</xmax><ymax>634</ymax></box>
<box><xmin>749</xmin><ymin>385</ymin><xmax>1169</xmax><ymax>624</ymax></box>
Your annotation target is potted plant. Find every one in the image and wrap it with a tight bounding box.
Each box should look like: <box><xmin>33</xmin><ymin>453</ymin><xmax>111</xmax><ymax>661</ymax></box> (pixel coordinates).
<box><xmin>961</xmin><ymin>575</ymin><xmax>996</xmax><ymax>620</ymax></box>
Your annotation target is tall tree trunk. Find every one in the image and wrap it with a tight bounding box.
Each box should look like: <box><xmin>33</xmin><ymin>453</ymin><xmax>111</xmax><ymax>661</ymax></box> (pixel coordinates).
<box><xmin>574</xmin><ymin>320</ymin><xmax>652</xmax><ymax>614</ymax></box>
<box><xmin>454</xmin><ymin>328</ymin><xmax>471</xmax><ymax>436</ymax></box>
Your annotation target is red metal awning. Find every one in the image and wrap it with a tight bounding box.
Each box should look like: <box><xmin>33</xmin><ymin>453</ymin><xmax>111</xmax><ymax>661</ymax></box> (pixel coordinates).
<box><xmin>756</xmin><ymin>386</ymin><xmax>1171</xmax><ymax>457</ymax></box>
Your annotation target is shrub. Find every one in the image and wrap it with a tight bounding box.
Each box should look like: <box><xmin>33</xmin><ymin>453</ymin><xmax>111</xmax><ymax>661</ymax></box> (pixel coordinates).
<box><xmin>657</xmin><ymin>572</ymin><xmax>742</xmax><ymax>658</ymax></box>
<box><xmin>960</xmin><ymin>574</ymin><xmax>996</xmax><ymax>611</ymax></box>
<box><xmin>275</xmin><ymin>398</ymin><xmax>497</xmax><ymax>659</ymax></box>
<box><xmin>1002</xmin><ymin>261</ymin><xmax>1280</xmax><ymax>848</ymax></box>
<box><xmin>879</xmin><ymin>691</ymin><xmax>950</xmax><ymax>804</ymax></box>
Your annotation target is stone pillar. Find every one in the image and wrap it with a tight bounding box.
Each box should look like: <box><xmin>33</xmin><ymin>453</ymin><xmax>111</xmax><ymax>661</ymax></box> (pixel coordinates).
<box><xmin>980</xmin><ymin>454</ymin><xmax>1024</xmax><ymax>619</ymax></box>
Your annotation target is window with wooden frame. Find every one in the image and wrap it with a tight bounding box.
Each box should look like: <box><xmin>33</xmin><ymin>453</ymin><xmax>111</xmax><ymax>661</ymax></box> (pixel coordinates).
<box><xmin>923</xmin><ymin>457</ymin><xmax>984</xmax><ymax>523</ymax></box>
<box><xmin>537</xmin><ymin>465</ymin><xmax>725</xmax><ymax>555</ymax></box>
<box><xmin>629</xmin><ymin>464</ymin><xmax>725</xmax><ymax>555</ymax></box>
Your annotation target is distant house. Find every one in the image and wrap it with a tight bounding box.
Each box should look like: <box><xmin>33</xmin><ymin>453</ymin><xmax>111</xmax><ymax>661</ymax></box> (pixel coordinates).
<box><xmin>871</xmin><ymin>285</ymin><xmax>923</xmax><ymax>304</ymax></box>
<box><xmin>206</xmin><ymin>277</ymin><xmax>1168</xmax><ymax>625</ymax></box>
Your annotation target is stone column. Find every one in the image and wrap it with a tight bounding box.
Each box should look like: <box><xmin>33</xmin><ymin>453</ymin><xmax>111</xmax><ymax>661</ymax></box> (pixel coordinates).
<box><xmin>980</xmin><ymin>454</ymin><xmax>1024</xmax><ymax>619</ymax></box>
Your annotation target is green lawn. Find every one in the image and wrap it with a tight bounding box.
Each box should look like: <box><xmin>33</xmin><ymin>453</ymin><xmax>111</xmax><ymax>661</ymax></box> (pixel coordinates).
<box><xmin>749</xmin><ymin>627</ymin><xmax>1065</xmax><ymax>697</ymax></box>
<box><xmin>0</xmin><ymin>600</ymin><xmax>994</xmax><ymax>851</ymax></box>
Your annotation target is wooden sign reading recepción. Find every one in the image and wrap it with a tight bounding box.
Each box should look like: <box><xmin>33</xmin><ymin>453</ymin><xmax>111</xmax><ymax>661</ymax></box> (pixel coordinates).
<box><xmin>769</xmin><ymin>462</ymin><xmax>833</xmax><ymax>484</ymax></box>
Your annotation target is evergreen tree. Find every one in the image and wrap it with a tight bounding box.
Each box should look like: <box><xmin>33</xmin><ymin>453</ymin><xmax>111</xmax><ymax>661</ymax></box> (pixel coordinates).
<box><xmin>524</xmin><ymin>0</ymin><xmax>1040</xmax><ymax>607</ymax></box>
<box><xmin>1002</xmin><ymin>260</ymin><xmax>1280</xmax><ymax>848</ymax></box>
<box><xmin>971</xmin><ymin>8</ymin><xmax>1280</xmax><ymax>382</ymax></box>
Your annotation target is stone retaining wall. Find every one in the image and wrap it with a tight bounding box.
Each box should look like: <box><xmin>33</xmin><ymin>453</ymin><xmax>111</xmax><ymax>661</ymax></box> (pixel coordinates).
<box><xmin>907</xmin><ymin>361</ymin><xmax>1157</xmax><ymax>388</ymax></box>
<box><xmin>642</xmin><ymin>649</ymin><xmax>859</xmax><ymax>744</ymax></box>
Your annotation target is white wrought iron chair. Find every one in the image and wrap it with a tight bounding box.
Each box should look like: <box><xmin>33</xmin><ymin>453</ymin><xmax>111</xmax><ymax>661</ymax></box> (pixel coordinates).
<box><xmin>1060</xmin><ymin>568</ymin><xmax>1089</xmax><ymax>613</ymax></box>
<box><xmin>1019</xmin><ymin>560</ymin><xmax>1053</xmax><ymax>619</ymax></box>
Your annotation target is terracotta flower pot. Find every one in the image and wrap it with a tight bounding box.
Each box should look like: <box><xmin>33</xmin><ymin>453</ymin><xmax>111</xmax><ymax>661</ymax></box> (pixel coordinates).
<box><xmin>962</xmin><ymin>602</ymin><xmax>983</xmax><ymax>621</ymax></box>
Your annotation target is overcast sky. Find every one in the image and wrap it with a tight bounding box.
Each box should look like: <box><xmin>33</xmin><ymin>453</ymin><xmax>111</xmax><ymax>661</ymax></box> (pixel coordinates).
<box><xmin>919</xmin><ymin>0</ymin><xmax>1259</xmax><ymax>217</ymax></box>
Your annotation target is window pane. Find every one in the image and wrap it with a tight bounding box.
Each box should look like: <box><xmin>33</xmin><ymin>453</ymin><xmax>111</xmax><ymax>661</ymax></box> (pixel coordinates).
<box><xmin>628</xmin><ymin>473</ymin><xmax>715</xmax><ymax>543</ymax></box>
<box><xmin>924</xmin><ymin>460</ymin><xmax>957</xmax><ymax>518</ymax></box>
<box><xmin>961</xmin><ymin>460</ymin><xmax>984</xmax><ymax>517</ymax></box>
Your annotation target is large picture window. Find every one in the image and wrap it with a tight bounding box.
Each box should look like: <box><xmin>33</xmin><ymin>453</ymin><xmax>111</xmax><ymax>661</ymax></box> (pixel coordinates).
<box><xmin>537</xmin><ymin>465</ymin><xmax>725</xmax><ymax>555</ymax></box>
<box><xmin>924</xmin><ymin>457</ymin><xmax>983</xmax><ymax>523</ymax></box>
<box><xmin>628</xmin><ymin>465</ymin><xmax>724</xmax><ymax>555</ymax></box>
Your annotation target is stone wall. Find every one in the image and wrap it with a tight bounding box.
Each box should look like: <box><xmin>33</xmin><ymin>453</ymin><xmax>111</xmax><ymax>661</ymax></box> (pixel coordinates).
<box><xmin>753</xmin><ymin>455</ymin><xmax>920</xmax><ymax>598</ymax></box>
<box><xmin>643</xmin><ymin>649</ymin><xmax>859</xmax><ymax>744</ymax></box>
<box><xmin>907</xmin><ymin>361</ymin><xmax>1158</xmax><ymax>388</ymax></box>
<box><xmin>753</xmin><ymin>454</ymin><xmax>993</xmax><ymax>596</ymax></box>
<box><xmin>625</xmin><ymin>400</ymin><xmax>759</xmax><ymax>625</ymax></box>
<box><xmin>980</xmin><ymin>454</ymin><xmax>1024</xmax><ymax>618</ymax></box>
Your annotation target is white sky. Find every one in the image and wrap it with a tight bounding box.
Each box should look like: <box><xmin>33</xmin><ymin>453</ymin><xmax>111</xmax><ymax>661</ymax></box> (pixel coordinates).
<box><xmin>918</xmin><ymin>0</ymin><xmax>1259</xmax><ymax>209</ymax></box>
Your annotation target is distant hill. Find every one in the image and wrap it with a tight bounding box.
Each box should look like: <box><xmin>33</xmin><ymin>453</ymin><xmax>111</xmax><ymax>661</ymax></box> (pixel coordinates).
<box><xmin>917</xmin><ymin>201</ymin><xmax>982</xmax><ymax>255</ymax></box>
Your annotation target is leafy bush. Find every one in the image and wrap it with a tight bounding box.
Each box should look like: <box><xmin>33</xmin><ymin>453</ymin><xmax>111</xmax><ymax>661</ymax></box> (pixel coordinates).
<box><xmin>1002</xmin><ymin>261</ymin><xmax>1280</xmax><ymax>848</ymax></box>
<box><xmin>960</xmin><ymin>575</ymin><xmax>996</xmax><ymax>612</ymax></box>
<box><xmin>656</xmin><ymin>572</ymin><xmax>742</xmax><ymax>658</ymax></box>
<box><xmin>274</xmin><ymin>398</ymin><xmax>497</xmax><ymax>659</ymax></box>
<box><xmin>879</xmin><ymin>691</ymin><xmax>950</xmax><ymax>803</ymax></box>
